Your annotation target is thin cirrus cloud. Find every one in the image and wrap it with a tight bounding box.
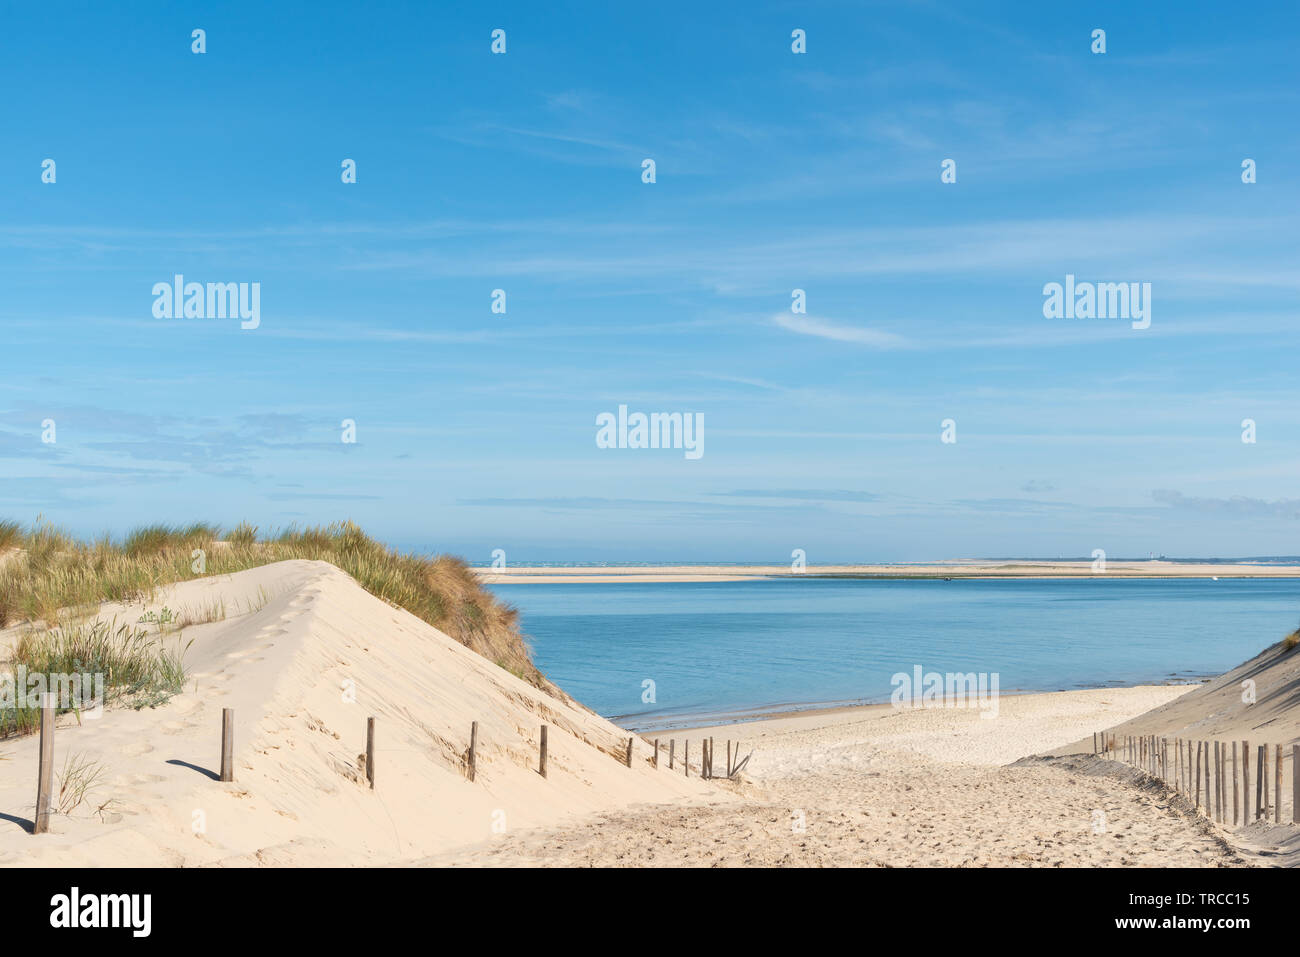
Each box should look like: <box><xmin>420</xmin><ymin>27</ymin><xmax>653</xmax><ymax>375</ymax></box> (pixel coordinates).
<box><xmin>772</xmin><ymin>313</ymin><xmax>909</xmax><ymax>349</ymax></box>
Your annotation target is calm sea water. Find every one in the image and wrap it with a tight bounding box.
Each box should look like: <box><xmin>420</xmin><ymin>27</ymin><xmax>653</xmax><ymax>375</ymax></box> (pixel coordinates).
<box><xmin>487</xmin><ymin>578</ymin><xmax>1300</xmax><ymax>731</ymax></box>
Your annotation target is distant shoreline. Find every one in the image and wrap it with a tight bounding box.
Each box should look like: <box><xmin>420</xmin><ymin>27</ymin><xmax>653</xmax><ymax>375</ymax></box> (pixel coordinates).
<box><xmin>616</xmin><ymin>680</ymin><xmax>1207</xmax><ymax>735</ymax></box>
<box><xmin>476</xmin><ymin>560</ymin><xmax>1300</xmax><ymax>584</ymax></box>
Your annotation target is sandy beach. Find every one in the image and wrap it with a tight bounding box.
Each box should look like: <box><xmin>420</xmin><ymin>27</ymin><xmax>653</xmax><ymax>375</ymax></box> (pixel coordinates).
<box><xmin>476</xmin><ymin>560</ymin><xmax>1300</xmax><ymax>584</ymax></box>
<box><xmin>427</xmin><ymin>683</ymin><xmax>1261</xmax><ymax>867</ymax></box>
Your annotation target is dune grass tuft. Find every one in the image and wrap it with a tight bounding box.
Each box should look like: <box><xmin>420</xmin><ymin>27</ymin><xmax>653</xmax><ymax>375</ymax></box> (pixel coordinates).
<box><xmin>1</xmin><ymin>619</ymin><xmax>194</xmax><ymax>737</ymax></box>
<box><xmin>0</xmin><ymin>519</ymin><xmax>21</xmax><ymax>553</ymax></box>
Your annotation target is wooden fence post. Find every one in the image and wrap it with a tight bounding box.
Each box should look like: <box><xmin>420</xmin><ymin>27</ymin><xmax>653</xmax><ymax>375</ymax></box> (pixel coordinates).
<box><xmin>1275</xmin><ymin>744</ymin><xmax>1283</xmax><ymax>824</ymax></box>
<box><xmin>1256</xmin><ymin>744</ymin><xmax>1265</xmax><ymax>820</ymax></box>
<box><xmin>668</xmin><ymin>739</ymin><xmax>675</xmax><ymax>770</ymax></box>
<box><xmin>1214</xmin><ymin>742</ymin><xmax>1220</xmax><ymax>821</ymax></box>
<box><xmin>1214</xmin><ymin>741</ymin><xmax>1221</xmax><ymax>822</ymax></box>
<box><xmin>1194</xmin><ymin>742</ymin><xmax>1202</xmax><ymax>810</ymax></box>
<box><xmin>684</xmin><ymin>739</ymin><xmax>689</xmax><ymax>777</ymax></box>
<box><xmin>626</xmin><ymin>736</ymin><xmax>634</xmax><ymax>768</ymax></box>
<box><xmin>366</xmin><ymin>717</ymin><xmax>375</xmax><ymax>790</ymax></box>
<box><xmin>33</xmin><ymin>693</ymin><xmax>54</xmax><ymax>835</ymax></box>
<box><xmin>653</xmin><ymin>738</ymin><xmax>659</xmax><ymax>769</ymax></box>
<box><xmin>1220</xmin><ymin>743</ymin><xmax>1226</xmax><ymax>822</ymax></box>
<box><xmin>468</xmin><ymin>721</ymin><xmax>478</xmax><ymax>782</ymax></box>
<box><xmin>220</xmin><ymin>707</ymin><xmax>234</xmax><ymax>783</ymax></box>
<box><xmin>1233</xmin><ymin>741</ymin><xmax>1239</xmax><ymax>826</ymax></box>
<box><xmin>1293</xmin><ymin>744</ymin><xmax>1300</xmax><ymax>825</ymax></box>
<box><xmin>1241</xmin><ymin>741</ymin><xmax>1249</xmax><ymax>821</ymax></box>
<box><xmin>1209</xmin><ymin>741</ymin><xmax>1215</xmax><ymax>819</ymax></box>
<box><xmin>539</xmin><ymin>725</ymin><xmax>548</xmax><ymax>778</ymax></box>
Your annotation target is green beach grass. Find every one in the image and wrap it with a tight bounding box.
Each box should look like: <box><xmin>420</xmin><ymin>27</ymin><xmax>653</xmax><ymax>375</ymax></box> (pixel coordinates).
<box><xmin>0</xmin><ymin>518</ymin><xmax>541</xmax><ymax>738</ymax></box>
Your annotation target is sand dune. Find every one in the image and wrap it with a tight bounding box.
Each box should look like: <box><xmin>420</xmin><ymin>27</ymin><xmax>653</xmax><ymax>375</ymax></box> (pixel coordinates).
<box><xmin>1058</xmin><ymin>639</ymin><xmax>1300</xmax><ymax>752</ymax></box>
<box><xmin>0</xmin><ymin>560</ymin><xmax>714</xmax><ymax>866</ymax></box>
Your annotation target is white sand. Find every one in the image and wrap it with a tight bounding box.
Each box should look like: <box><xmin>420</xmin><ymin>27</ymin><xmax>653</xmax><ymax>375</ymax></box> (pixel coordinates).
<box><xmin>429</xmin><ymin>685</ymin><xmax>1248</xmax><ymax>867</ymax></box>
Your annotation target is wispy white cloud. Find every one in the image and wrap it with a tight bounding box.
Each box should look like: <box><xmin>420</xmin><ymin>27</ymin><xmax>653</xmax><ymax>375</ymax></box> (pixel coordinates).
<box><xmin>771</xmin><ymin>313</ymin><xmax>908</xmax><ymax>349</ymax></box>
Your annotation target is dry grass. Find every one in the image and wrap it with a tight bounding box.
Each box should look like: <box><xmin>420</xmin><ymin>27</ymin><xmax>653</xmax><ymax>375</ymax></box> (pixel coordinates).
<box><xmin>1</xmin><ymin>619</ymin><xmax>193</xmax><ymax>737</ymax></box>
<box><xmin>0</xmin><ymin>519</ymin><xmax>21</xmax><ymax>553</ymax></box>
<box><xmin>56</xmin><ymin>751</ymin><xmax>107</xmax><ymax>815</ymax></box>
<box><xmin>0</xmin><ymin>518</ymin><xmax>542</xmax><ymax>690</ymax></box>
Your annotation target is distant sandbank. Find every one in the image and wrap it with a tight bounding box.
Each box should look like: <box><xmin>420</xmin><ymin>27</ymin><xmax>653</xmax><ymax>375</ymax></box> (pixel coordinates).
<box><xmin>475</xmin><ymin>560</ymin><xmax>1300</xmax><ymax>584</ymax></box>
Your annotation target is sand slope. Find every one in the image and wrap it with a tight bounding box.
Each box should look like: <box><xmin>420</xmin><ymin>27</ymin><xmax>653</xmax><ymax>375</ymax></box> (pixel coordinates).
<box><xmin>1054</xmin><ymin>640</ymin><xmax>1300</xmax><ymax>755</ymax></box>
<box><xmin>0</xmin><ymin>560</ymin><xmax>713</xmax><ymax>866</ymax></box>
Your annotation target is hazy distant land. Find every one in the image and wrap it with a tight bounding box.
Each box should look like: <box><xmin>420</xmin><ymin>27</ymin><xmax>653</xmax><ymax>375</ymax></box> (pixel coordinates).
<box><xmin>475</xmin><ymin>559</ymin><xmax>1300</xmax><ymax>584</ymax></box>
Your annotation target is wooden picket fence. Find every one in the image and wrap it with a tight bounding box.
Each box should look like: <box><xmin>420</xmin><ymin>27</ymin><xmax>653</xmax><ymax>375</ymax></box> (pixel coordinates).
<box><xmin>25</xmin><ymin>702</ymin><xmax>752</xmax><ymax>835</ymax></box>
<box><xmin>1094</xmin><ymin>730</ymin><xmax>1299</xmax><ymax>826</ymax></box>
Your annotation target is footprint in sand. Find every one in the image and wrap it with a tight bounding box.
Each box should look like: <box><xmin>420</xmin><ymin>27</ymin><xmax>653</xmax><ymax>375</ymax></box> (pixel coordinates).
<box><xmin>112</xmin><ymin>772</ymin><xmax>165</xmax><ymax>786</ymax></box>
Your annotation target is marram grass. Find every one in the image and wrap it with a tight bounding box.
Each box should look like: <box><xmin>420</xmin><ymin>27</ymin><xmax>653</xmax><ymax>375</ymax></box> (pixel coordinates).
<box><xmin>0</xmin><ymin>518</ymin><xmax>540</xmax><ymax>699</ymax></box>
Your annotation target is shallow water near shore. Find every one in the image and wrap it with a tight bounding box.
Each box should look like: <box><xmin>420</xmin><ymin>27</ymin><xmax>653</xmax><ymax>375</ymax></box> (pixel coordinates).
<box><xmin>488</xmin><ymin>577</ymin><xmax>1300</xmax><ymax>731</ymax></box>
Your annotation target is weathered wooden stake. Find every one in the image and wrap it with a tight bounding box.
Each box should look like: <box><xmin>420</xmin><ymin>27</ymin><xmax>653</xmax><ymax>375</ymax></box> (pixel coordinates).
<box><xmin>366</xmin><ymin>716</ymin><xmax>376</xmax><ymax>790</ymax></box>
<box><xmin>653</xmin><ymin>738</ymin><xmax>659</xmax><ymax>769</ymax></box>
<box><xmin>220</xmin><ymin>707</ymin><xmax>234</xmax><ymax>783</ymax></box>
<box><xmin>1214</xmin><ymin>741</ymin><xmax>1221</xmax><ymax>822</ymax></box>
<box><xmin>1241</xmin><ymin>740</ymin><xmax>1250</xmax><ymax>821</ymax></box>
<box><xmin>668</xmin><ymin>738</ymin><xmax>675</xmax><ymax>770</ymax></box>
<box><xmin>1293</xmin><ymin>744</ymin><xmax>1300</xmax><ymax>825</ymax></box>
<box><xmin>626</xmin><ymin>736</ymin><xmax>634</xmax><ymax>768</ymax></box>
<box><xmin>684</xmin><ymin>739</ymin><xmax>689</xmax><ymax>777</ymax></box>
<box><xmin>1256</xmin><ymin>744</ymin><xmax>1265</xmax><ymax>820</ymax></box>
<box><xmin>540</xmin><ymin>725</ymin><xmax>548</xmax><ymax>778</ymax></box>
<box><xmin>468</xmin><ymin>721</ymin><xmax>478</xmax><ymax>782</ymax></box>
<box><xmin>1233</xmin><ymin>741</ymin><xmax>1239</xmax><ymax>826</ymax></box>
<box><xmin>1275</xmin><ymin>744</ymin><xmax>1283</xmax><ymax>824</ymax></box>
<box><xmin>1205</xmin><ymin>741</ymin><xmax>1212</xmax><ymax>814</ymax></box>
<box><xmin>33</xmin><ymin>693</ymin><xmax>54</xmax><ymax>835</ymax></box>
<box><xmin>1216</xmin><ymin>742</ymin><xmax>1223</xmax><ymax>821</ymax></box>
<box><xmin>1194</xmin><ymin>742</ymin><xmax>1202</xmax><ymax>809</ymax></box>
<box><xmin>727</xmin><ymin>739</ymin><xmax>733</xmax><ymax>776</ymax></box>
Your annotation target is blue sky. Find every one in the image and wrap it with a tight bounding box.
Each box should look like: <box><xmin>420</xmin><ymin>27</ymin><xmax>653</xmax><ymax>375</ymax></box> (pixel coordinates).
<box><xmin>1</xmin><ymin>0</ymin><xmax>1298</xmax><ymax>562</ymax></box>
